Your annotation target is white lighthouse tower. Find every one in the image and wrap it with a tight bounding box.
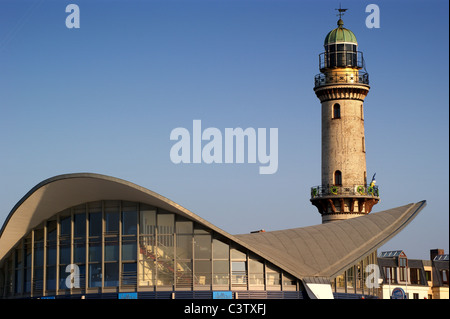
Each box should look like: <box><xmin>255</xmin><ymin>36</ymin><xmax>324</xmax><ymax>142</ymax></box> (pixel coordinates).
<box><xmin>310</xmin><ymin>11</ymin><xmax>380</xmax><ymax>223</ymax></box>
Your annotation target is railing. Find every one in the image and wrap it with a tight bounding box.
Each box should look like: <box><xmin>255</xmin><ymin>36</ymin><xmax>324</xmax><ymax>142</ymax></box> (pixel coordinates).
<box><xmin>314</xmin><ymin>71</ymin><xmax>369</xmax><ymax>87</ymax></box>
<box><xmin>319</xmin><ymin>51</ymin><xmax>365</xmax><ymax>70</ymax></box>
<box><xmin>311</xmin><ymin>184</ymin><xmax>379</xmax><ymax>198</ymax></box>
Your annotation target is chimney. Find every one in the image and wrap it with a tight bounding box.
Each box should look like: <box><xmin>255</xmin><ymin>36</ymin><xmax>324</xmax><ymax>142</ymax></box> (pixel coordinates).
<box><xmin>430</xmin><ymin>249</ymin><xmax>444</xmax><ymax>260</ymax></box>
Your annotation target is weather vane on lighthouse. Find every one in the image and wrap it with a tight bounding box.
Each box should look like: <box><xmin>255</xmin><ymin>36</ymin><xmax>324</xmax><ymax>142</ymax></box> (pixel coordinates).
<box><xmin>335</xmin><ymin>4</ymin><xmax>348</xmax><ymax>19</ymax></box>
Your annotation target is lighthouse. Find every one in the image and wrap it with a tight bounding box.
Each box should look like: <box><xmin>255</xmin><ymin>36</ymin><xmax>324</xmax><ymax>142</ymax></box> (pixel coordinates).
<box><xmin>310</xmin><ymin>12</ymin><xmax>380</xmax><ymax>223</ymax></box>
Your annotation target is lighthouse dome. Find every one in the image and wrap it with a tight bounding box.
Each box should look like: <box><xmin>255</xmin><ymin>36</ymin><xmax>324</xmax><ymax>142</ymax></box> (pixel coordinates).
<box><xmin>324</xmin><ymin>19</ymin><xmax>357</xmax><ymax>45</ymax></box>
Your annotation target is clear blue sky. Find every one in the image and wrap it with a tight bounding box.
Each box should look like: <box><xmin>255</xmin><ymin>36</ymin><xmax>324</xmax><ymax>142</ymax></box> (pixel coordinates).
<box><xmin>0</xmin><ymin>0</ymin><xmax>448</xmax><ymax>260</ymax></box>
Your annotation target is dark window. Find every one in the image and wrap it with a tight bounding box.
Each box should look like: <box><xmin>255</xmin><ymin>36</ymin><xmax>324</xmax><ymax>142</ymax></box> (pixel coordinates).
<box><xmin>399</xmin><ymin>257</ymin><xmax>407</xmax><ymax>282</ymax></box>
<box><xmin>74</xmin><ymin>212</ymin><xmax>86</xmax><ymax>238</ymax></box>
<box><xmin>89</xmin><ymin>212</ymin><xmax>102</xmax><ymax>237</ymax></box>
<box><xmin>122</xmin><ymin>203</ymin><xmax>137</xmax><ymax>235</ymax></box>
<box><xmin>333</xmin><ymin>103</ymin><xmax>341</xmax><ymax>119</ymax></box>
<box><xmin>334</xmin><ymin>170</ymin><xmax>342</xmax><ymax>186</ymax></box>
<box><xmin>410</xmin><ymin>268</ymin><xmax>420</xmax><ymax>284</ymax></box>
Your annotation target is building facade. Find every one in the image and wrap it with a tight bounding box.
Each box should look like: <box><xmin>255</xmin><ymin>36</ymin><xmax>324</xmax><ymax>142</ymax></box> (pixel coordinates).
<box><xmin>378</xmin><ymin>250</ymin><xmax>449</xmax><ymax>299</ymax></box>
<box><xmin>0</xmin><ymin>199</ymin><xmax>303</xmax><ymax>299</ymax></box>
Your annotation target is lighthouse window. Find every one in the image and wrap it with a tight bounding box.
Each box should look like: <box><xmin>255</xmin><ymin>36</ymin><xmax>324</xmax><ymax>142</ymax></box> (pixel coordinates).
<box><xmin>334</xmin><ymin>171</ymin><xmax>342</xmax><ymax>186</ymax></box>
<box><xmin>333</xmin><ymin>104</ymin><xmax>341</xmax><ymax>119</ymax></box>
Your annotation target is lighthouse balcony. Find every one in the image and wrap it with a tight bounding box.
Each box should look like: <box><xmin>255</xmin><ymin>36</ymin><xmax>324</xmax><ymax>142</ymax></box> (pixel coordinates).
<box><xmin>314</xmin><ymin>71</ymin><xmax>369</xmax><ymax>88</ymax></box>
<box><xmin>318</xmin><ymin>50</ymin><xmax>365</xmax><ymax>71</ymax></box>
<box><xmin>310</xmin><ymin>184</ymin><xmax>379</xmax><ymax>199</ymax></box>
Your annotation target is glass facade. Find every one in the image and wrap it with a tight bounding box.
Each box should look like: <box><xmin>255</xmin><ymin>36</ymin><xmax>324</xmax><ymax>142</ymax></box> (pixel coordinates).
<box><xmin>330</xmin><ymin>251</ymin><xmax>378</xmax><ymax>297</ymax></box>
<box><xmin>0</xmin><ymin>200</ymin><xmax>300</xmax><ymax>298</ymax></box>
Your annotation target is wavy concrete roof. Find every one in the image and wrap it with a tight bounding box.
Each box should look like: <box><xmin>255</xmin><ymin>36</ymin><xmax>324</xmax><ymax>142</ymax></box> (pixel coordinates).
<box><xmin>0</xmin><ymin>173</ymin><xmax>426</xmax><ymax>282</ymax></box>
<box><xmin>236</xmin><ymin>201</ymin><xmax>426</xmax><ymax>279</ymax></box>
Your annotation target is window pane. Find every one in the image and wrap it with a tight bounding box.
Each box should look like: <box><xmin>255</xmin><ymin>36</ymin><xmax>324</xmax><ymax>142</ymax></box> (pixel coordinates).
<box><xmin>266</xmin><ymin>264</ymin><xmax>281</xmax><ymax>285</ymax></box>
<box><xmin>232</xmin><ymin>261</ymin><xmax>247</xmax><ymax>285</ymax></box>
<box><xmin>176</xmin><ymin>220</ymin><xmax>193</xmax><ymax>234</ymax></box>
<box><xmin>122</xmin><ymin>238</ymin><xmax>137</xmax><ymax>261</ymax></box>
<box><xmin>139</xmin><ymin>236</ymin><xmax>156</xmax><ymax>260</ymax></box>
<box><xmin>249</xmin><ymin>259</ymin><xmax>263</xmax><ymax>272</ymax></box>
<box><xmin>105</xmin><ymin>201</ymin><xmax>119</xmax><ymax>234</ymax></box>
<box><xmin>176</xmin><ymin>261</ymin><xmax>192</xmax><ymax>288</ymax></box>
<box><xmin>46</xmin><ymin>266</ymin><xmax>56</xmax><ymax>291</ymax></box>
<box><xmin>60</xmin><ymin>215</ymin><xmax>71</xmax><ymax>237</ymax></box>
<box><xmin>213</xmin><ymin>239</ymin><xmax>229</xmax><ymax>260</ymax></box>
<box><xmin>104</xmin><ymin>238</ymin><xmax>119</xmax><ymax>261</ymax></box>
<box><xmin>194</xmin><ymin>235</ymin><xmax>211</xmax><ymax>259</ymax></box>
<box><xmin>47</xmin><ymin>220</ymin><xmax>57</xmax><ymax>241</ymax></box>
<box><xmin>74</xmin><ymin>211</ymin><xmax>86</xmax><ymax>238</ymax></box>
<box><xmin>140</xmin><ymin>205</ymin><xmax>156</xmax><ymax>235</ymax></box>
<box><xmin>139</xmin><ymin>247</ymin><xmax>155</xmax><ymax>287</ymax></box>
<box><xmin>59</xmin><ymin>240</ymin><xmax>71</xmax><ymax>265</ymax></box>
<box><xmin>89</xmin><ymin>241</ymin><xmax>102</xmax><ymax>262</ymax></box>
<box><xmin>34</xmin><ymin>242</ymin><xmax>44</xmax><ymax>266</ymax></box>
<box><xmin>157</xmin><ymin>261</ymin><xmax>174</xmax><ymax>286</ymax></box>
<box><xmin>157</xmin><ymin>214</ymin><xmax>174</xmax><ymax>234</ymax></box>
<box><xmin>88</xmin><ymin>263</ymin><xmax>102</xmax><ymax>287</ymax></box>
<box><xmin>24</xmin><ymin>240</ymin><xmax>32</xmax><ymax>267</ymax></box>
<box><xmin>74</xmin><ymin>240</ymin><xmax>86</xmax><ymax>264</ymax></box>
<box><xmin>47</xmin><ymin>242</ymin><xmax>57</xmax><ymax>266</ymax></box>
<box><xmin>231</xmin><ymin>248</ymin><xmax>246</xmax><ymax>260</ymax></box>
<box><xmin>195</xmin><ymin>260</ymin><xmax>211</xmax><ymax>285</ymax></box>
<box><xmin>213</xmin><ymin>260</ymin><xmax>229</xmax><ymax>285</ymax></box>
<box><xmin>122</xmin><ymin>263</ymin><xmax>137</xmax><ymax>286</ymax></box>
<box><xmin>122</xmin><ymin>204</ymin><xmax>137</xmax><ymax>235</ymax></box>
<box><xmin>333</xmin><ymin>103</ymin><xmax>340</xmax><ymax>119</ymax></box>
<box><xmin>157</xmin><ymin>235</ymin><xmax>174</xmax><ymax>260</ymax></box>
<box><xmin>104</xmin><ymin>263</ymin><xmax>119</xmax><ymax>287</ymax></box>
<box><xmin>89</xmin><ymin>212</ymin><xmax>102</xmax><ymax>237</ymax></box>
<box><xmin>24</xmin><ymin>268</ymin><xmax>31</xmax><ymax>293</ymax></box>
<box><xmin>283</xmin><ymin>273</ymin><xmax>297</xmax><ymax>286</ymax></box>
<box><xmin>176</xmin><ymin>235</ymin><xmax>192</xmax><ymax>260</ymax></box>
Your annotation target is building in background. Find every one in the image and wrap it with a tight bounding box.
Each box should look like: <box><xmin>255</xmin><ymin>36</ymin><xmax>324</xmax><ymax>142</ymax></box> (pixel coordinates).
<box><xmin>378</xmin><ymin>249</ymin><xmax>449</xmax><ymax>299</ymax></box>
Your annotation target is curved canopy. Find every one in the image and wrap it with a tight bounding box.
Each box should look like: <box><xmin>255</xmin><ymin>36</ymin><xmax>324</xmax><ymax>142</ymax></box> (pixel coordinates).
<box><xmin>0</xmin><ymin>173</ymin><xmax>425</xmax><ymax>281</ymax></box>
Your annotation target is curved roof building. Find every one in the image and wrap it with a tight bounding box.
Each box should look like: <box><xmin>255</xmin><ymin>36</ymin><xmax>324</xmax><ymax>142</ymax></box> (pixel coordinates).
<box><xmin>0</xmin><ymin>173</ymin><xmax>425</xmax><ymax>299</ymax></box>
